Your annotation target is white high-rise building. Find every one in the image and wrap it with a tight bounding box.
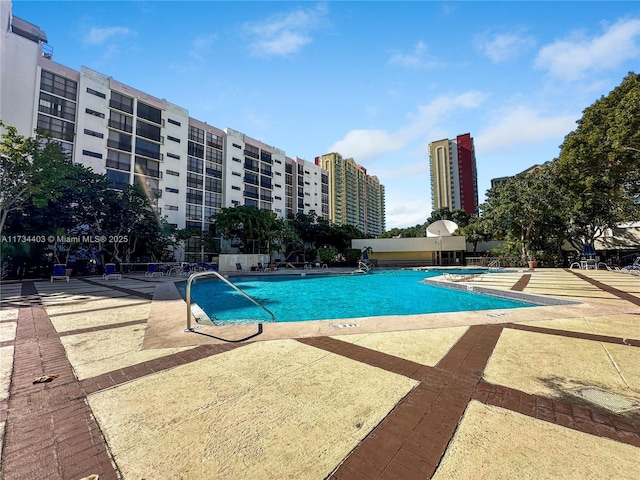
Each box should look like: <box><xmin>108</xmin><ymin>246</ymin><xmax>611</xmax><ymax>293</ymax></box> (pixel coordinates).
<box><xmin>0</xmin><ymin>0</ymin><xmax>330</xmax><ymax>235</ymax></box>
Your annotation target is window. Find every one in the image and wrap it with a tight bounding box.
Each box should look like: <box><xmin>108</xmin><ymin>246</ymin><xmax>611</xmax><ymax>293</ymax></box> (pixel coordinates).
<box><xmin>187</xmin><ymin>156</ymin><xmax>203</xmax><ymax>174</ymax></box>
<box><xmin>206</xmin><ymin>147</ymin><xmax>222</xmax><ymax>163</ymax></box>
<box><xmin>232</xmin><ymin>157</ymin><xmax>242</xmax><ymax>163</ymax></box>
<box><xmin>187</xmin><ymin>172</ymin><xmax>203</xmax><ymax>188</ymax></box>
<box><xmin>108</xmin><ymin>111</ymin><xmax>133</xmax><ymax>132</ymax></box>
<box><xmin>166</xmin><ymin>169</ymin><xmax>180</xmax><ymax>176</ymax></box>
<box><xmin>232</xmin><ymin>186</ymin><xmax>241</xmax><ymax>191</ymax></box>
<box><xmin>106</xmin><ymin>150</ymin><xmax>130</xmax><ymax>171</ymax></box>
<box><xmin>205</xmin><ymin>161</ymin><xmax>222</xmax><ymax>178</ymax></box>
<box><xmin>137</xmin><ymin>102</ymin><xmax>162</xmax><ymax>125</ymax></box>
<box><xmin>166</xmin><ymin>187</ymin><xmax>179</xmax><ymax>194</ymax></box>
<box><xmin>206</xmin><ymin>132</ymin><xmax>223</xmax><ymax>149</ymax></box>
<box><xmin>186</xmin><ymin>188</ymin><xmax>203</xmax><ymax>204</ymax></box>
<box><xmin>106</xmin><ymin>169</ymin><xmax>129</xmax><ymax>190</ymax></box>
<box><xmin>86</xmin><ymin>87</ymin><xmax>106</xmax><ymax>98</ymax></box>
<box><xmin>84</xmin><ymin>129</ymin><xmax>103</xmax><ymax>138</ymax></box>
<box><xmin>188</xmin><ymin>141</ymin><xmax>204</xmax><ymax>159</ymax></box>
<box><xmin>107</xmin><ymin>130</ymin><xmax>132</xmax><ymax>152</ymax></box>
<box><xmin>186</xmin><ymin>204</ymin><xmax>202</xmax><ymax>221</ymax></box>
<box><xmin>167</xmin><ymin>135</ymin><xmax>181</xmax><ymax>143</ymax></box>
<box><xmin>167</xmin><ymin>118</ymin><xmax>181</xmax><ymax>126</ymax></box>
<box><xmin>167</xmin><ymin>152</ymin><xmax>180</xmax><ymax>159</ymax></box>
<box><xmin>165</xmin><ymin>205</ymin><xmax>178</xmax><ymax>211</ymax></box>
<box><xmin>245</xmin><ymin>198</ymin><xmax>258</xmax><ymax>208</ymax></box>
<box><xmin>82</xmin><ymin>149</ymin><xmax>102</xmax><ymax>159</ymax></box>
<box><xmin>244</xmin><ymin>144</ymin><xmax>259</xmax><ymax>159</ymax></box>
<box><xmin>261</xmin><ymin>151</ymin><xmax>272</xmax><ymax>163</ymax></box>
<box><xmin>39</xmin><ymin>92</ymin><xmax>76</xmax><ymax>121</ymax></box>
<box><xmin>110</xmin><ymin>91</ymin><xmax>134</xmax><ymax>114</ymax></box>
<box><xmin>86</xmin><ymin>108</ymin><xmax>105</xmax><ymax>119</ymax></box>
<box><xmin>205</xmin><ymin>192</ymin><xmax>222</xmax><ymax>208</ymax></box>
<box><xmin>275</xmin><ymin>196</ymin><xmax>282</xmax><ymax>200</ymax></box>
<box><xmin>135</xmin><ymin>138</ymin><xmax>161</xmax><ymax>160</ymax></box>
<box><xmin>136</xmin><ymin>120</ymin><xmax>161</xmax><ymax>142</ymax></box>
<box><xmin>40</xmin><ymin>71</ymin><xmax>77</xmax><ymax>100</ymax></box>
<box><xmin>244</xmin><ymin>185</ymin><xmax>258</xmax><ymax>199</ymax></box>
<box><xmin>232</xmin><ymin>143</ymin><xmax>242</xmax><ymax>149</ymax></box>
<box><xmin>232</xmin><ymin>171</ymin><xmax>241</xmax><ymax>177</ymax></box>
<box><xmin>205</xmin><ymin>177</ymin><xmax>222</xmax><ymax>193</ymax></box>
<box><xmin>36</xmin><ymin>115</ymin><xmax>75</xmax><ymax>141</ymax></box>
<box><xmin>188</xmin><ymin>125</ymin><xmax>204</xmax><ymax>143</ymax></box>
<box><xmin>244</xmin><ymin>172</ymin><xmax>259</xmax><ymax>185</ymax></box>
<box><xmin>134</xmin><ymin>157</ymin><xmax>161</xmax><ymax>178</ymax></box>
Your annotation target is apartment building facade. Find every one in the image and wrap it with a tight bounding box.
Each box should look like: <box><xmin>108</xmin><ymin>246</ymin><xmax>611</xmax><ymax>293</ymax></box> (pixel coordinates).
<box><xmin>428</xmin><ymin>133</ymin><xmax>478</xmax><ymax>215</ymax></box>
<box><xmin>0</xmin><ymin>2</ymin><xmax>330</xmax><ymax>237</ymax></box>
<box><xmin>317</xmin><ymin>153</ymin><xmax>386</xmax><ymax>236</ymax></box>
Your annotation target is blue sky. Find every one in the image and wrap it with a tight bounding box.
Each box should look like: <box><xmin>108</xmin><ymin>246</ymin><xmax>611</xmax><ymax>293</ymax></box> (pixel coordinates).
<box><xmin>12</xmin><ymin>1</ymin><xmax>640</xmax><ymax>229</ymax></box>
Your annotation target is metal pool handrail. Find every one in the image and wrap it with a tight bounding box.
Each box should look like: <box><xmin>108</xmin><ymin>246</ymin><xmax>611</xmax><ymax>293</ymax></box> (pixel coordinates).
<box><xmin>185</xmin><ymin>270</ymin><xmax>276</xmax><ymax>331</ymax></box>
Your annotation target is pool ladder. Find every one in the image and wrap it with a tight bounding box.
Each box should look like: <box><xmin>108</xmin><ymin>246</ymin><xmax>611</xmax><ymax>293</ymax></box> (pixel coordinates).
<box><xmin>185</xmin><ymin>271</ymin><xmax>276</xmax><ymax>332</ymax></box>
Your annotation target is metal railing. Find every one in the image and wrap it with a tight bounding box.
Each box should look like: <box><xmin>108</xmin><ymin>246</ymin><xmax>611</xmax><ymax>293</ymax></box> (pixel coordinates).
<box><xmin>185</xmin><ymin>270</ymin><xmax>275</xmax><ymax>331</ymax></box>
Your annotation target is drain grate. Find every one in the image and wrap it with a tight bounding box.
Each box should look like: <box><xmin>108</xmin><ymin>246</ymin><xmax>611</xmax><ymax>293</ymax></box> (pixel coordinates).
<box><xmin>571</xmin><ymin>387</ymin><xmax>640</xmax><ymax>413</ymax></box>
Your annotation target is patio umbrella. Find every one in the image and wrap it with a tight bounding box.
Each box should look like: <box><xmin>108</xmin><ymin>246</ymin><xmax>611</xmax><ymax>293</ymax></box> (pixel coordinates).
<box><xmin>362</xmin><ymin>248</ymin><xmax>369</xmax><ymax>260</ymax></box>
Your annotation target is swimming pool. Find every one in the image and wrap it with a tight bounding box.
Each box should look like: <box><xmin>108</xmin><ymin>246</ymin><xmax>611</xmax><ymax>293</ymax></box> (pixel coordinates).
<box><xmin>184</xmin><ymin>269</ymin><xmax>536</xmax><ymax>325</ymax></box>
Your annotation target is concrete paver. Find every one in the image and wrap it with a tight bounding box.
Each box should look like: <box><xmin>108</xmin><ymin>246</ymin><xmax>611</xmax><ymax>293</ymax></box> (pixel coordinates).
<box><xmin>0</xmin><ymin>268</ymin><xmax>639</xmax><ymax>479</ymax></box>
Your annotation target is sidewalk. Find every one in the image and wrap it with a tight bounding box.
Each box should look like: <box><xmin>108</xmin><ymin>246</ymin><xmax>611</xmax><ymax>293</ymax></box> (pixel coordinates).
<box><xmin>0</xmin><ymin>269</ymin><xmax>639</xmax><ymax>479</ymax></box>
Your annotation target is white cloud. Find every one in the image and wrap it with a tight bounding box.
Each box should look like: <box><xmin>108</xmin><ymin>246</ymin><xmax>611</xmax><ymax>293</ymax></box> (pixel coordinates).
<box><xmin>245</xmin><ymin>3</ymin><xmax>328</xmax><ymax>57</ymax></box>
<box><xmin>475</xmin><ymin>105</ymin><xmax>578</xmax><ymax>153</ymax></box>
<box><xmin>535</xmin><ymin>17</ymin><xmax>640</xmax><ymax>81</ymax></box>
<box><xmin>84</xmin><ymin>26</ymin><xmax>134</xmax><ymax>46</ymax></box>
<box><xmin>476</xmin><ymin>30</ymin><xmax>535</xmax><ymax>63</ymax></box>
<box><xmin>388</xmin><ymin>41</ymin><xmax>442</xmax><ymax>69</ymax></box>
<box><xmin>190</xmin><ymin>34</ymin><xmax>218</xmax><ymax>62</ymax></box>
<box><xmin>329</xmin><ymin>91</ymin><xmax>487</xmax><ymax>162</ymax></box>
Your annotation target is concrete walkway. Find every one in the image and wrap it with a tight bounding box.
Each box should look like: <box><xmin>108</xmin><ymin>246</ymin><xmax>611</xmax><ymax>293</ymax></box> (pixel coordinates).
<box><xmin>0</xmin><ymin>268</ymin><xmax>639</xmax><ymax>479</ymax></box>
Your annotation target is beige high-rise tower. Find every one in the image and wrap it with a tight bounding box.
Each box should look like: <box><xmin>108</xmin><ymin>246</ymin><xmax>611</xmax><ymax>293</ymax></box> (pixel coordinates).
<box><xmin>317</xmin><ymin>153</ymin><xmax>385</xmax><ymax>236</ymax></box>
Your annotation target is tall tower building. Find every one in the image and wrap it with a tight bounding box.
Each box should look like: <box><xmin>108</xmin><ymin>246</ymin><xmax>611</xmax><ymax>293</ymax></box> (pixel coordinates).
<box><xmin>428</xmin><ymin>133</ymin><xmax>478</xmax><ymax>215</ymax></box>
<box><xmin>317</xmin><ymin>153</ymin><xmax>385</xmax><ymax>237</ymax></box>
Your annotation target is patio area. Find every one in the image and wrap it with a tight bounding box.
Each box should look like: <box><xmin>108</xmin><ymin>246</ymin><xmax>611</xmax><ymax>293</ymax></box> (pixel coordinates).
<box><xmin>0</xmin><ymin>268</ymin><xmax>639</xmax><ymax>479</ymax></box>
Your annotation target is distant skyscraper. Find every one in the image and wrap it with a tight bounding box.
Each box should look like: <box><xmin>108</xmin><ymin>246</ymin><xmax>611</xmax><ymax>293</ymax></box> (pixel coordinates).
<box><xmin>429</xmin><ymin>133</ymin><xmax>478</xmax><ymax>215</ymax></box>
<box><xmin>317</xmin><ymin>153</ymin><xmax>385</xmax><ymax>237</ymax></box>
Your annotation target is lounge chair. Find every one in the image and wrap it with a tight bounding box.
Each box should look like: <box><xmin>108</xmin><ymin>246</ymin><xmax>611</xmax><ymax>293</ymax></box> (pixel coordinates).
<box><xmin>51</xmin><ymin>264</ymin><xmax>69</xmax><ymax>282</ymax></box>
<box><xmin>256</xmin><ymin>262</ymin><xmax>265</xmax><ymax>272</ymax></box>
<box><xmin>569</xmin><ymin>262</ymin><xmax>581</xmax><ymax>269</ymax></box>
<box><xmin>145</xmin><ymin>263</ymin><xmax>163</xmax><ymax>277</ymax></box>
<box><xmin>181</xmin><ymin>263</ymin><xmax>192</xmax><ymax>276</ymax></box>
<box><xmin>103</xmin><ymin>263</ymin><xmax>122</xmax><ymax>280</ymax></box>
<box><xmin>585</xmin><ymin>259</ymin><xmax>597</xmax><ymax>270</ymax></box>
<box><xmin>236</xmin><ymin>263</ymin><xmax>243</xmax><ymax>272</ymax></box>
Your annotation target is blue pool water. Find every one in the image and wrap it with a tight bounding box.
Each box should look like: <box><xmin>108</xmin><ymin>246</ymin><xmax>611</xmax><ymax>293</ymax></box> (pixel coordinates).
<box><xmin>184</xmin><ymin>269</ymin><xmax>535</xmax><ymax>325</ymax></box>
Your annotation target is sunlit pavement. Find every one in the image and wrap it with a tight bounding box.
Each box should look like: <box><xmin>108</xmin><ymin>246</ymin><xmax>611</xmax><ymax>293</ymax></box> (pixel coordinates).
<box><xmin>0</xmin><ymin>268</ymin><xmax>639</xmax><ymax>479</ymax></box>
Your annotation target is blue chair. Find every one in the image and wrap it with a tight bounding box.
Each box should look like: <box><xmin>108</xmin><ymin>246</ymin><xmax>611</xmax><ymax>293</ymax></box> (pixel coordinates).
<box><xmin>145</xmin><ymin>263</ymin><xmax>163</xmax><ymax>277</ymax></box>
<box><xmin>182</xmin><ymin>263</ymin><xmax>192</xmax><ymax>276</ymax></box>
<box><xmin>51</xmin><ymin>264</ymin><xmax>69</xmax><ymax>282</ymax></box>
<box><xmin>103</xmin><ymin>263</ymin><xmax>122</xmax><ymax>280</ymax></box>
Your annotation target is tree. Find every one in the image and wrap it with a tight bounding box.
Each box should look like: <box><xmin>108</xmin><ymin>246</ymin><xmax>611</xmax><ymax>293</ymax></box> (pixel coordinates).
<box><xmin>459</xmin><ymin>216</ymin><xmax>493</xmax><ymax>255</ymax></box>
<box><xmin>426</xmin><ymin>207</ymin><xmax>471</xmax><ymax>228</ymax></box>
<box><xmin>480</xmin><ymin>165</ymin><xmax>565</xmax><ymax>263</ymax></box>
<box><xmin>214</xmin><ymin>206</ymin><xmax>282</xmax><ymax>255</ymax></box>
<box><xmin>555</xmin><ymin>72</ymin><xmax>640</xmax><ymax>253</ymax></box>
<box><xmin>0</xmin><ymin>122</ymin><xmax>73</xmax><ymax>235</ymax></box>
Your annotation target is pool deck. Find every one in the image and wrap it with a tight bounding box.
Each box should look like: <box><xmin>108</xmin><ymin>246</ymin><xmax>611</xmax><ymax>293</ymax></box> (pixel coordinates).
<box><xmin>1</xmin><ymin>267</ymin><xmax>639</xmax><ymax>479</ymax></box>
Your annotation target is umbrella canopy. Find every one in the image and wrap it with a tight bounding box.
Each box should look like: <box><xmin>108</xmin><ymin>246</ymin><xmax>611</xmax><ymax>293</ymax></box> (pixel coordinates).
<box><xmin>582</xmin><ymin>244</ymin><xmax>596</xmax><ymax>256</ymax></box>
<box><xmin>362</xmin><ymin>248</ymin><xmax>369</xmax><ymax>260</ymax></box>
